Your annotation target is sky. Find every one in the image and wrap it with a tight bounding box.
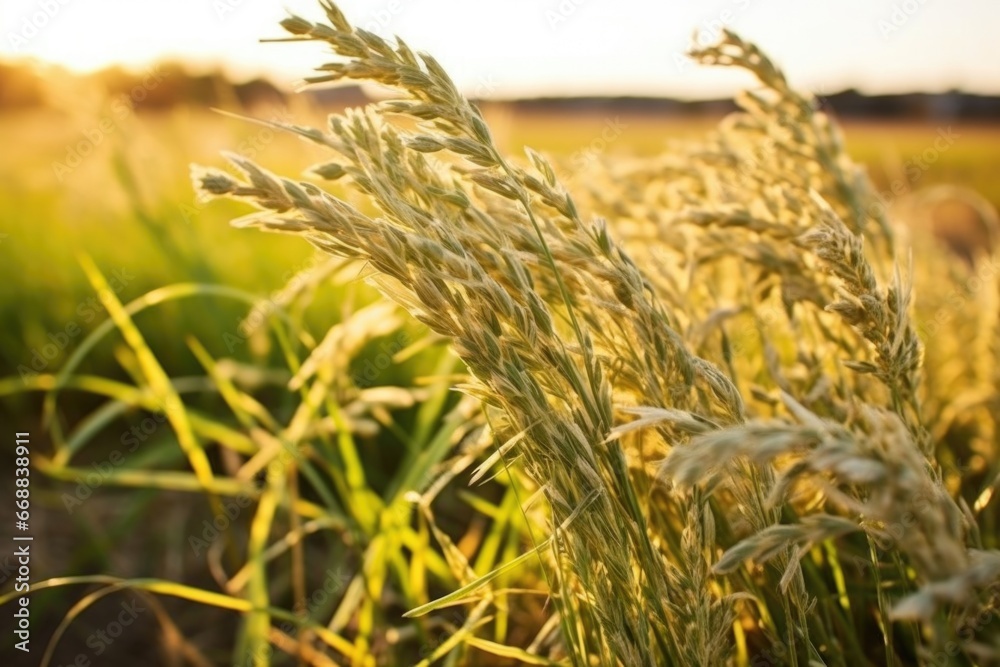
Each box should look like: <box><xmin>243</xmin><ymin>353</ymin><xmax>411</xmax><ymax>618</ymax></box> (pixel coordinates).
<box><xmin>2</xmin><ymin>0</ymin><xmax>999</xmax><ymax>100</ymax></box>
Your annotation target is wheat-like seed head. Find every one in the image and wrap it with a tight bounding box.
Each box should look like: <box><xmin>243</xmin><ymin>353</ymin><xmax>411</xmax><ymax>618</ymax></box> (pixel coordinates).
<box><xmin>195</xmin><ymin>4</ymin><xmax>1000</xmax><ymax>663</ymax></box>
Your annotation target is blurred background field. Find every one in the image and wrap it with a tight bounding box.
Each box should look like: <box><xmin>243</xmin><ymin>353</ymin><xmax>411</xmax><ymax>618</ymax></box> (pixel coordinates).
<box><xmin>4</xmin><ymin>91</ymin><xmax>999</xmax><ymax>379</ymax></box>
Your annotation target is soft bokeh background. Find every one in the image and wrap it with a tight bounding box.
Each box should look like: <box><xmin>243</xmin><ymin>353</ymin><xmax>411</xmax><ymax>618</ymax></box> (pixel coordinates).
<box><xmin>1</xmin><ymin>1</ymin><xmax>998</xmax><ymax>664</ymax></box>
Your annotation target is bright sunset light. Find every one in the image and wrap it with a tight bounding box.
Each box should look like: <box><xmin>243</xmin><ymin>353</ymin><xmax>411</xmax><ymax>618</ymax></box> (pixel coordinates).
<box><xmin>3</xmin><ymin>0</ymin><xmax>1000</xmax><ymax>98</ymax></box>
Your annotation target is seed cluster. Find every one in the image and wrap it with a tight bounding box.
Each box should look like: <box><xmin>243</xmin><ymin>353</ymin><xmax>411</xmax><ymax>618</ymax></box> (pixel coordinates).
<box><xmin>196</xmin><ymin>5</ymin><xmax>1000</xmax><ymax>664</ymax></box>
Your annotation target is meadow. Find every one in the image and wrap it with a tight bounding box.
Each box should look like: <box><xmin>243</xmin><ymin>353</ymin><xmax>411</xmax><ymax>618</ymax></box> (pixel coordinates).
<box><xmin>3</xmin><ymin>107</ymin><xmax>997</xmax><ymax>371</ymax></box>
<box><xmin>1</xmin><ymin>6</ymin><xmax>1000</xmax><ymax>665</ymax></box>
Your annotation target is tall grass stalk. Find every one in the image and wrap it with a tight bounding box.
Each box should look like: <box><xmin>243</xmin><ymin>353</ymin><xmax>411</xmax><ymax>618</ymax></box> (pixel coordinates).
<box><xmin>186</xmin><ymin>4</ymin><xmax>1000</xmax><ymax>665</ymax></box>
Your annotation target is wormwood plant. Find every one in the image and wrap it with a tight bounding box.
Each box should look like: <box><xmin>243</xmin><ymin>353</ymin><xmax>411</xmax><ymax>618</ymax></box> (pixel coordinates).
<box><xmin>195</xmin><ymin>2</ymin><xmax>1000</xmax><ymax>664</ymax></box>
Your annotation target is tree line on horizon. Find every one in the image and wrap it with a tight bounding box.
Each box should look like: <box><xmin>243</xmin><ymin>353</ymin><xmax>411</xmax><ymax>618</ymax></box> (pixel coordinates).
<box><xmin>2</xmin><ymin>59</ymin><xmax>999</xmax><ymax>119</ymax></box>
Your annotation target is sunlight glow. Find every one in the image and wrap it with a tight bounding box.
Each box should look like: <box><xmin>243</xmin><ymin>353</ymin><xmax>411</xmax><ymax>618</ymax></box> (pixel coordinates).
<box><xmin>2</xmin><ymin>0</ymin><xmax>998</xmax><ymax>98</ymax></box>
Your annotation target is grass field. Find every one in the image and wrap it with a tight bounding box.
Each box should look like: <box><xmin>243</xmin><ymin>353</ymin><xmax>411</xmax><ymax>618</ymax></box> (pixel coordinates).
<box><xmin>1</xmin><ymin>17</ymin><xmax>1000</xmax><ymax>664</ymax></box>
<box><xmin>3</xmin><ymin>105</ymin><xmax>998</xmax><ymax>373</ymax></box>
